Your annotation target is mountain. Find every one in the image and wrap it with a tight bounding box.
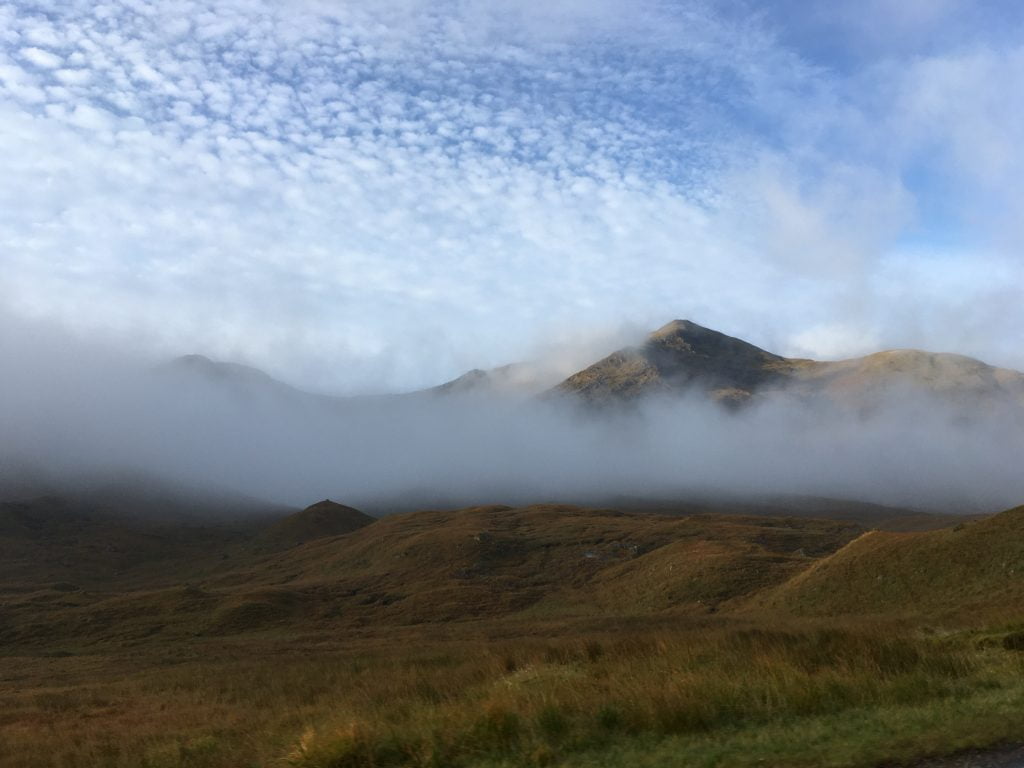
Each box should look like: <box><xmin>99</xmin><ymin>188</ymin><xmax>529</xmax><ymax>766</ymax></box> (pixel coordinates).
<box><xmin>163</xmin><ymin>320</ymin><xmax>1024</xmax><ymax>415</ymax></box>
<box><xmin>554</xmin><ymin>319</ymin><xmax>806</xmax><ymax>405</ymax></box>
<box><xmin>553</xmin><ymin>319</ymin><xmax>1024</xmax><ymax>411</ymax></box>
<box><xmin>164</xmin><ymin>353</ymin><xmax>557</xmax><ymax>403</ymax></box>
<box><xmin>163</xmin><ymin>354</ymin><xmax>298</xmax><ymax>392</ymax></box>
<box><xmin>158</xmin><ymin>354</ymin><xmax>344</xmax><ymax>408</ymax></box>
<box><xmin>429</xmin><ymin>362</ymin><xmax>564</xmax><ymax>397</ymax></box>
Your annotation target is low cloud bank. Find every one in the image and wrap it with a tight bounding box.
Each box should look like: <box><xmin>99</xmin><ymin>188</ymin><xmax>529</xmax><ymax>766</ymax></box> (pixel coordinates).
<box><xmin>2</xmin><ymin>318</ymin><xmax>1022</xmax><ymax>514</ymax></box>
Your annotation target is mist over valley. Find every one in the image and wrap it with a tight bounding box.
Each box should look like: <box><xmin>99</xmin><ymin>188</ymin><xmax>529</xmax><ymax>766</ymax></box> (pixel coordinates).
<box><xmin>3</xmin><ymin>316</ymin><xmax>1022</xmax><ymax>514</ymax></box>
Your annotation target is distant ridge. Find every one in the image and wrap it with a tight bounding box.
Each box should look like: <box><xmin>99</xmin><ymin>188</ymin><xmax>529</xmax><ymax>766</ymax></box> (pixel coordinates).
<box><xmin>552</xmin><ymin>318</ymin><xmax>1024</xmax><ymax>410</ymax></box>
<box><xmin>428</xmin><ymin>362</ymin><xmax>568</xmax><ymax>397</ymax></box>
<box><xmin>163</xmin><ymin>318</ymin><xmax>1024</xmax><ymax>413</ymax></box>
<box><xmin>162</xmin><ymin>354</ymin><xmax>304</xmax><ymax>396</ymax></box>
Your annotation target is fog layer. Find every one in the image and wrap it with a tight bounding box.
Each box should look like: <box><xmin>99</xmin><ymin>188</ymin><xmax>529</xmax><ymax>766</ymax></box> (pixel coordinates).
<box><xmin>2</xmin><ymin>319</ymin><xmax>1022</xmax><ymax>514</ymax></box>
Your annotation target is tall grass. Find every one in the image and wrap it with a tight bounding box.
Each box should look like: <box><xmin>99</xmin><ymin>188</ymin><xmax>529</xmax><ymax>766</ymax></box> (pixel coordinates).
<box><xmin>2</xmin><ymin>622</ymin><xmax>1021</xmax><ymax>768</ymax></box>
<box><xmin>285</xmin><ymin>625</ymin><xmax>1009</xmax><ymax>768</ymax></box>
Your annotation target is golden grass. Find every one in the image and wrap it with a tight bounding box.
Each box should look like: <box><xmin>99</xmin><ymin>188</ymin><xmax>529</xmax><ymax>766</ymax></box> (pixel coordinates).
<box><xmin>283</xmin><ymin>622</ymin><xmax>1023</xmax><ymax>768</ymax></box>
<box><xmin>758</xmin><ymin>505</ymin><xmax>1024</xmax><ymax>620</ymax></box>
<box><xmin>6</xmin><ymin>501</ymin><xmax>1024</xmax><ymax>767</ymax></box>
<box><xmin>5</xmin><ymin>616</ymin><xmax>1022</xmax><ymax>768</ymax></box>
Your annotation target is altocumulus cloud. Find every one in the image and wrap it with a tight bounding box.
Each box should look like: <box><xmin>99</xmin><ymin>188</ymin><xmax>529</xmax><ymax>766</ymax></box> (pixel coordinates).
<box><xmin>1</xmin><ymin>0</ymin><xmax>1023</xmax><ymax>393</ymax></box>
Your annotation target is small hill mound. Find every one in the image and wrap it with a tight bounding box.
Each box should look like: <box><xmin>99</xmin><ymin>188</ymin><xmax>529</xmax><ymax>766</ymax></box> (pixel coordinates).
<box><xmin>756</xmin><ymin>505</ymin><xmax>1024</xmax><ymax>620</ymax></box>
<box><xmin>256</xmin><ymin>499</ymin><xmax>375</xmax><ymax>550</ymax></box>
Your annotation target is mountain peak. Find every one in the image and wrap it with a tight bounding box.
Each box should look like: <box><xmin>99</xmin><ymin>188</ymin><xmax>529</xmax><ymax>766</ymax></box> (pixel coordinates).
<box><xmin>555</xmin><ymin>319</ymin><xmax>791</xmax><ymax>404</ymax></box>
<box><xmin>650</xmin><ymin>319</ymin><xmax>704</xmax><ymax>337</ymax></box>
<box><xmin>646</xmin><ymin>319</ymin><xmax>775</xmax><ymax>353</ymax></box>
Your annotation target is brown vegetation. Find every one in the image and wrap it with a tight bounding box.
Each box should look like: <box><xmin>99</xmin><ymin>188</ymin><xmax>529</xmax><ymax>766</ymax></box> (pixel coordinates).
<box><xmin>758</xmin><ymin>504</ymin><xmax>1024</xmax><ymax>620</ymax></box>
<box><xmin>4</xmin><ymin>495</ymin><xmax>1024</xmax><ymax>767</ymax></box>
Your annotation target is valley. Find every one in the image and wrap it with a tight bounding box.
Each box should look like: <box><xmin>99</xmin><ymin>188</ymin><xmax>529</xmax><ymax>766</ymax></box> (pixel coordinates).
<box><xmin>4</xmin><ymin>492</ymin><xmax>1024</xmax><ymax>768</ymax></box>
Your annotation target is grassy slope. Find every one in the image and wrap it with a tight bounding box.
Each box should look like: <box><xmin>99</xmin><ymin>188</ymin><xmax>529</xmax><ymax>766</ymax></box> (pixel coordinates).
<box><xmin>6</xmin><ymin>499</ymin><xmax>1024</xmax><ymax>767</ymax></box>
<box><xmin>173</xmin><ymin>504</ymin><xmax>859</xmax><ymax>637</ymax></box>
<box><xmin>758</xmin><ymin>505</ymin><xmax>1024</xmax><ymax>620</ymax></box>
<box><xmin>0</xmin><ymin>501</ymin><xmax>859</xmax><ymax>651</ymax></box>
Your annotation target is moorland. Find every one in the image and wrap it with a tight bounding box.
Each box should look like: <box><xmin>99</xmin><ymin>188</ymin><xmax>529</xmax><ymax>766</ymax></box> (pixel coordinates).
<box><xmin>4</xmin><ymin>494</ymin><xmax>1024</xmax><ymax>768</ymax></box>
<box><xmin>5</xmin><ymin>320</ymin><xmax>1024</xmax><ymax>768</ymax></box>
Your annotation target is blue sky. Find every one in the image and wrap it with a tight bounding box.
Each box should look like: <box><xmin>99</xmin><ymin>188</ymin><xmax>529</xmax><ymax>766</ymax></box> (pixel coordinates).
<box><xmin>2</xmin><ymin>0</ymin><xmax>1023</xmax><ymax>392</ymax></box>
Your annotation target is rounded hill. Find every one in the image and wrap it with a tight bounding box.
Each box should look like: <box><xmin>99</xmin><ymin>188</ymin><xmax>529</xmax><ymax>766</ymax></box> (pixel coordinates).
<box><xmin>257</xmin><ymin>499</ymin><xmax>375</xmax><ymax>550</ymax></box>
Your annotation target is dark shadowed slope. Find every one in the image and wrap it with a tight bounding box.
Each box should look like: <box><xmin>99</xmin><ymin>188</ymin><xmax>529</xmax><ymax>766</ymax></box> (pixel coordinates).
<box><xmin>0</xmin><ymin>496</ymin><xmax>261</xmax><ymax>589</ymax></box>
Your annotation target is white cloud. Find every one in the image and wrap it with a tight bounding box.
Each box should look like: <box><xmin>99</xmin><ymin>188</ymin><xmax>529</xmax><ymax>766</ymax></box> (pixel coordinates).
<box><xmin>20</xmin><ymin>46</ymin><xmax>62</xmax><ymax>69</ymax></box>
<box><xmin>54</xmin><ymin>68</ymin><xmax>92</xmax><ymax>85</ymax></box>
<box><xmin>66</xmin><ymin>103</ymin><xmax>117</xmax><ymax>131</ymax></box>
<box><xmin>23</xmin><ymin>22</ymin><xmax>63</xmax><ymax>49</ymax></box>
<box><xmin>0</xmin><ymin>0</ymin><xmax>1023</xmax><ymax>392</ymax></box>
<box><xmin>785</xmin><ymin>325</ymin><xmax>881</xmax><ymax>361</ymax></box>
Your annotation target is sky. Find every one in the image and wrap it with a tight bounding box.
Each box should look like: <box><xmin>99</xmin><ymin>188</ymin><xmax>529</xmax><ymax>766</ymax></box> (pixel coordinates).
<box><xmin>2</xmin><ymin>0</ymin><xmax>1024</xmax><ymax>394</ymax></box>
